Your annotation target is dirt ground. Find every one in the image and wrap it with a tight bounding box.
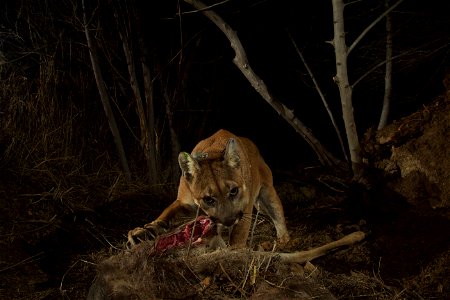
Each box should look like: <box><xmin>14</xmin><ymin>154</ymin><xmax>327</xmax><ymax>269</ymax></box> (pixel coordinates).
<box><xmin>1</xmin><ymin>95</ymin><xmax>450</xmax><ymax>299</ymax></box>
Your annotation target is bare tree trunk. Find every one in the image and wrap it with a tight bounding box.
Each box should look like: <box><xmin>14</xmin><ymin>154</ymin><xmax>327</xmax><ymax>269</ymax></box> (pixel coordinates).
<box><xmin>135</xmin><ymin>6</ymin><xmax>161</xmax><ymax>183</ymax></box>
<box><xmin>113</xmin><ymin>4</ymin><xmax>158</xmax><ymax>184</ymax></box>
<box><xmin>120</xmin><ymin>36</ymin><xmax>158</xmax><ymax>183</ymax></box>
<box><xmin>82</xmin><ymin>0</ymin><xmax>131</xmax><ymax>181</ymax></box>
<box><xmin>163</xmin><ymin>91</ymin><xmax>181</xmax><ymax>183</ymax></box>
<box><xmin>141</xmin><ymin>58</ymin><xmax>159</xmax><ymax>179</ymax></box>
<box><xmin>378</xmin><ymin>0</ymin><xmax>393</xmax><ymax>130</ymax></box>
<box><xmin>331</xmin><ymin>0</ymin><xmax>362</xmax><ymax>176</ymax></box>
<box><xmin>183</xmin><ymin>0</ymin><xmax>340</xmax><ymax>167</ymax></box>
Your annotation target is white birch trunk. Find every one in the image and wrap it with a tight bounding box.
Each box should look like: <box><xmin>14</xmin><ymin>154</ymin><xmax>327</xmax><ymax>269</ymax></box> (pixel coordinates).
<box><xmin>331</xmin><ymin>0</ymin><xmax>362</xmax><ymax>174</ymax></box>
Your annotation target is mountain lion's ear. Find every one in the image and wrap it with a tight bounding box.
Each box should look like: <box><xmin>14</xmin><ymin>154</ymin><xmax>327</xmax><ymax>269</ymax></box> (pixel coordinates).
<box><xmin>178</xmin><ymin>152</ymin><xmax>199</xmax><ymax>181</ymax></box>
<box><xmin>223</xmin><ymin>138</ymin><xmax>240</xmax><ymax>168</ymax></box>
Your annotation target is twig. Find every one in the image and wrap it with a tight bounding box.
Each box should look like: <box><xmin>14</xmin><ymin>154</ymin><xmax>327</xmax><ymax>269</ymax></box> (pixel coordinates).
<box><xmin>178</xmin><ymin>270</ymin><xmax>197</xmax><ymax>289</ymax></box>
<box><xmin>186</xmin><ymin>205</ymin><xmax>201</xmax><ymax>257</ymax></box>
<box><xmin>264</xmin><ymin>278</ymin><xmax>305</xmax><ymax>295</ymax></box>
<box><xmin>351</xmin><ymin>43</ymin><xmax>448</xmax><ymax>89</ymax></box>
<box><xmin>264</xmin><ymin>241</ymin><xmax>277</xmax><ymax>273</ymax></box>
<box><xmin>241</xmin><ymin>256</ymin><xmax>255</xmax><ymax>290</ymax></box>
<box><xmin>182</xmin><ymin>259</ymin><xmax>203</xmax><ymax>285</ymax></box>
<box><xmin>4</xmin><ymin>214</ymin><xmax>57</xmax><ymax>237</ymax></box>
<box><xmin>347</xmin><ymin>0</ymin><xmax>405</xmax><ymax>55</ymax></box>
<box><xmin>345</xmin><ymin>0</ymin><xmax>364</xmax><ymax>6</ymax></box>
<box><xmin>16</xmin><ymin>214</ymin><xmax>57</xmax><ymax>225</ymax></box>
<box><xmin>179</xmin><ymin>0</ymin><xmax>231</xmax><ymax>15</ymax></box>
<box><xmin>0</xmin><ymin>252</ymin><xmax>45</xmax><ymax>272</ymax></box>
<box><xmin>79</xmin><ymin>259</ymin><xmax>97</xmax><ymax>266</ymax></box>
<box><xmin>60</xmin><ymin>260</ymin><xmax>79</xmax><ymax>295</ymax></box>
<box><xmin>317</xmin><ymin>176</ymin><xmax>347</xmax><ymax>193</ymax></box>
<box><xmin>219</xmin><ymin>262</ymin><xmax>247</xmax><ymax>296</ymax></box>
<box><xmin>305</xmin><ymin>263</ymin><xmax>319</xmax><ymax>279</ymax></box>
<box><xmin>249</xmin><ymin>202</ymin><xmax>260</xmax><ymax>248</ymax></box>
<box><xmin>288</xmin><ymin>31</ymin><xmax>349</xmax><ymax>162</ymax></box>
<box><xmin>84</xmin><ymin>218</ymin><xmax>123</xmax><ymax>251</ymax></box>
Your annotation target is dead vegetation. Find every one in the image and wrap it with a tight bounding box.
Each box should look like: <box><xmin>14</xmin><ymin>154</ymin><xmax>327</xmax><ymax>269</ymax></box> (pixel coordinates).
<box><xmin>87</xmin><ymin>240</ymin><xmax>337</xmax><ymax>299</ymax></box>
<box><xmin>88</xmin><ymin>215</ymin><xmax>365</xmax><ymax>299</ymax></box>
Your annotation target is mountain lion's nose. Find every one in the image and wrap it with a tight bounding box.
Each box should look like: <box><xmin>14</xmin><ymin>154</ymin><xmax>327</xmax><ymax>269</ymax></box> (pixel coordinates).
<box><xmin>211</xmin><ymin>215</ymin><xmax>237</xmax><ymax>227</ymax></box>
<box><xmin>222</xmin><ymin>216</ymin><xmax>237</xmax><ymax>227</ymax></box>
<box><xmin>214</xmin><ymin>211</ymin><xmax>243</xmax><ymax>227</ymax></box>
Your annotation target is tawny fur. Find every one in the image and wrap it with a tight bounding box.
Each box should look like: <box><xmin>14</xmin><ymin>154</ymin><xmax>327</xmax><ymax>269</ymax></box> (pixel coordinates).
<box><xmin>128</xmin><ymin>129</ymin><xmax>289</xmax><ymax>248</ymax></box>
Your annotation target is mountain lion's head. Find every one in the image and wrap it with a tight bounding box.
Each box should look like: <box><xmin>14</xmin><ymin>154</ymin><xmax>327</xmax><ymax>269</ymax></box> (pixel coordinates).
<box><xmin>178</xmin><ymin>138</ymin><xmax>248</xmax><ymax>227</ymax></box>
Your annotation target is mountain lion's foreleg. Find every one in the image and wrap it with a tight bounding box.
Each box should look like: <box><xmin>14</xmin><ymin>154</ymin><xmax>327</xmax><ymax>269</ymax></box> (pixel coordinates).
<box><xmin>257</xmin><ymin>185</ymin><xmax>290</xmax><ymax>244</ymax></box>
<box><xmin>229</xmin><ymin>200</ymin><xmax>254</xmax><ymax>248</ymax></box>
<box><xmin>127</xmin><ymin>200</ymin><xmax>196</xmax><ymax>249</ymax></box>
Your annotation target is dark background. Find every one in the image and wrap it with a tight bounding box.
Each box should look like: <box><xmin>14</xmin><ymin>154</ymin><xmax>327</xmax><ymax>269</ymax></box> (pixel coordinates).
<box><xmin>1</xmin><ymin>0</ymin><xmax>449</xmax><ymax>183</ymax></box>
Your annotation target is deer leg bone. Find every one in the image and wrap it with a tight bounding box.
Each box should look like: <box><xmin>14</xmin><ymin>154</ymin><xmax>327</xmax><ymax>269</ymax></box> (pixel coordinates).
<box><xmin>278</xmin><ymin>231</ymin><xmax>366</xmax><ymax>264</ymax></box>
<box><xmin>189</xmin><ymin>231</ymin><xmax>366</xmax><ymax>275</ymax></box>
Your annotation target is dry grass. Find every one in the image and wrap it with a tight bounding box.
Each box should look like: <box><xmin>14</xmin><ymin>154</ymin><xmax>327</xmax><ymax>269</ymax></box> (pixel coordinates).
<box><xmin>86</xmin><ymin>225</ymin><xmax>406</xmax><ymax>300</ymax></box>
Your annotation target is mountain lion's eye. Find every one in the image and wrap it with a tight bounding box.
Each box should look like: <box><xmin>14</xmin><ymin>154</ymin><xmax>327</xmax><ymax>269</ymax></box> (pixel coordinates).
<box><xmin>203</xmin><ymin>196</ymin><xmax>216</xmax><ymax>206</ymax></box>
<box><xmin>229</xmin><ymin>187</ymin><xmax>239</xmax><ymax>198</ymax></box>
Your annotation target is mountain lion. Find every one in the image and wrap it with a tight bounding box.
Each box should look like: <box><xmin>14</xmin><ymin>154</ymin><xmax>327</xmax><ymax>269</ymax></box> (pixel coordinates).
<box><xmin>127</xmin><ymin>129</ymin><xmax>289</xmax><ymax>248</ymax></box>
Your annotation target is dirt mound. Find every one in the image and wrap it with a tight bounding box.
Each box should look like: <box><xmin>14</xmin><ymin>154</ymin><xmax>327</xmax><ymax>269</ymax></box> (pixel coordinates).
<box><xmin>364</xmin><ymin>94</ymin><xmax>450</xmax><ymax>211</ymax></box>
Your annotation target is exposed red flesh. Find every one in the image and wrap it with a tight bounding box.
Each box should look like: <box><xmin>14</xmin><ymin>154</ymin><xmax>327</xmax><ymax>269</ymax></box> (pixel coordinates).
<box><xmin>153</xmin><ymin>216</ymin><xmax>213</xmax><ymax>253</ymax></box>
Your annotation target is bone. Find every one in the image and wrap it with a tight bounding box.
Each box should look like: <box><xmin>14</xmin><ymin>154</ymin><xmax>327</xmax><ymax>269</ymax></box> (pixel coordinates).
<box><xmin>278</xmin><ymin>231</ymin><xmax>366</xmax><ymax>263</ymax></box>
<box><xmin>188</xmin><ymin>231</ymin><xmax>366</xmax><ymax>274</ymax></box>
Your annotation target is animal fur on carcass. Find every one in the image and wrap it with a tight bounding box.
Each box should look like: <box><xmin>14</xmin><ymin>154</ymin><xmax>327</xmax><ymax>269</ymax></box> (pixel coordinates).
<box><xmin>87</xmin><ymin>216</ymin><xmax>365</xmax><ymax>299</ymax></box>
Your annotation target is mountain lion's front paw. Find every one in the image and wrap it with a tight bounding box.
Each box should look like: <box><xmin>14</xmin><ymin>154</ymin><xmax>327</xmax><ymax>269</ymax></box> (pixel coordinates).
<box><xmin>126</xmin><ymin>220</ymin><xmax>168</xmax><ymax>249</ymax></box>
